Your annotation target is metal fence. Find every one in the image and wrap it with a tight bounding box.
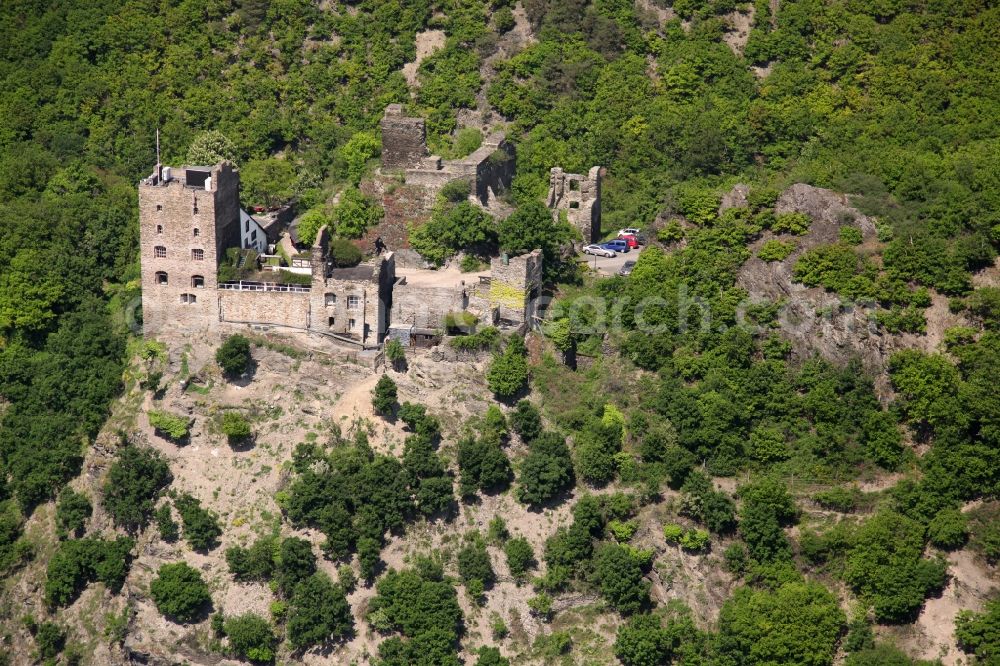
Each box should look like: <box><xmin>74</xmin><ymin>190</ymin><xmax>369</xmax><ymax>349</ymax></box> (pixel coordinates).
<box><xmin>218</xmin><ymin>280</ymin><xmax>311</xmax><ymax>293</ymax></box>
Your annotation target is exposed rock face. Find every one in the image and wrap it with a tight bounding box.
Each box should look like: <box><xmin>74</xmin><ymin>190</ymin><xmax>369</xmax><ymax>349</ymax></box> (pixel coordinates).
<box><xmin>718</xmin><ymin>183</ymin><xmax>749</xmax><ymax>213</ymax></box>
<box><xmin>735</xmin><ymin>184</ymin><xmax>891</xmax><ymax>395</ymax></box>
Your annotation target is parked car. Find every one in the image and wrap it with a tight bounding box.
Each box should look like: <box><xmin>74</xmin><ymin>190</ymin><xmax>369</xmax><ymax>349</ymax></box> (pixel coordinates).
<box><xmin>618</xmin><ymin>227</ymin><xmax>641</xmax><ymax>236</ymax></box>
<box><xmin>618</xmin><ymin>260</ymin><xmax>637</xmax><ymax>276</ymax></box>
<box><xmin>602</xmin><ymin>240</ymin><xmax>630</xmax><ymax>253</ymax></box>
<box><xmin>583</xmin><ymin>244</ymin><xmax>616</xmax><ymax>257</ymax></box>
<box><xmin>617</xmin><ymin>234</ymin><xmax>640</xmax><ymax>249</ymax></box>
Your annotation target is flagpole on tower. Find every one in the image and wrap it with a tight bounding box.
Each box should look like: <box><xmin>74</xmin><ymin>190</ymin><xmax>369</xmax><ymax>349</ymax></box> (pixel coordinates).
<box><xmin>155</xmin><ymin>128</ymin><xmax>161</xmax><ymax>180</ymax></box>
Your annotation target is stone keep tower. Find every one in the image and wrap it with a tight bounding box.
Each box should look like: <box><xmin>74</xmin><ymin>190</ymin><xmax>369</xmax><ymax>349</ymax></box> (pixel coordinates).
<box><xmin>138</xmin><ymin>162</ymin><xmax>240</xmax><ymax>336</ymax></box>
<box><xmin>547</xmin><ymin>166</ymin><xmax>602</xmax><ymax>244</ymax></box>
<box><xmin>380</xmin><ymin>104</ymin><xmax>429</xmax><ymax>169</ymax></box>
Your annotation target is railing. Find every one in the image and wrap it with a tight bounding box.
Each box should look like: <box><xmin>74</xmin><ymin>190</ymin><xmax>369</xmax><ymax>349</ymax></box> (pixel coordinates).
<box><xmin>218</xmin><ymin>280</ymin><xmax>311</xmax><ymax>293</ymax></box>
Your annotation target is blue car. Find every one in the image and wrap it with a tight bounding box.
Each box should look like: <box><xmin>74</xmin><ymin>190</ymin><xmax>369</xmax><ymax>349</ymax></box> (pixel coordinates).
<box><xmin>602</xmin><ymin>240</ymin><xmax>630</xmax><ymax>253</ymax></box>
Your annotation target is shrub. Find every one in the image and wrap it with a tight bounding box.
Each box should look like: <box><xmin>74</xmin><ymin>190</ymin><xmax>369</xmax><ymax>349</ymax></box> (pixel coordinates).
<box><xmin>504</xmin><ymin>537</ymin><xmax>534</xmax><ymax>580</ymax></box>
<box><xmin>385</xmin><ymin>338</ymin><xmax>406</xmax><ymax>370</ymax></box>
<box><xmin>486</xmin><ymin>338</ymin><xmax>529</xmax><ymax>399</ymax></box>
<box><xmin>148</xmin><ymin>410</ymin><xmax>191</xmax><ymax>441</ymax></box>
<box><xmin>608</xmin><ymin>520</ymin><xmax>638</xmax><ymax>542</ymax></box>
<box><xmin>223</xmin><ymin>613</ymin><xmax>277</xmax><ymax>662</ymax></box>
<box><xmin>495</xmin><ymin>6</ymin><xmax>515</xmax><ymax>33</ymax></box>
<box><xmin>757</xmin><ymin>239</ymin><xmax>795</xmax><ymax>262</ymax></box>
<box><xmin>216</xmin><ymin>334</ymin><xmax>252</xmax><ymax>377</ymax></box>
<box><xmin>663</xmin><ymin>523</ymin><xmax>685</xmax><ymax>544</ymax></box>
<box><xmin>221</xmin><ymin>412</ymin><xmax>251</xmax><ymax>443</ymax></box>
<box><xmin>839</xmin><ymin>226</ymin><xmax>863</xmax><ymax>245</ymax></box>
<box><xmin>150</xmin><ymin>562</ymin><xmax>211</xmax><ymax>623</ymax></box>
<box><xmin>226</xmin><ymin>536</ymin><xmax>277</xmax><ymax>582</ymax></box>
<box><xmin>510</xmin><ymin>400</ymin><xmax>542</xmax><ymax>442</ymax></box>
<box><xmin>174</xmin><ymin>493</ymin><xmax>222</xmax><ymax>552</ymax></box>
<box><xmin>372</xmin><ymin>375</ymin><xmax>398</xmax><ymax>416</ymax></box>
<box><xmin>154</xmin><ymin>504</ymin><xmax>179</xmax><ymax>542</ymax></box>
<box><xmin>527</xmin><ymin>592</ymin><xmax>554</xmax><ymax>621</ymax></box>
<box><xmin>771</xmin><ymin>212</ymin><xmax>811</xmax><ymax>234</ymax></box>
<box><xmin>440</xmin><ymin>178</ymin><xmax>471</xmax><ymax>203</ymax></box>
<box><xmin>102</xmin><ymin>446</ymin><xmax>172</xmax><ymax>532</ymax></box>
<box><xmin>329</xmin><ymin>238</ymin><xmax>362</xmax><ymax>267</ymax></box>
<box><xmin>927</xmin><ymin>508</ymin><xmax>968</xmax><ymax>550</ymax></box>
<box><xmin>55</xmin><ymin>488</ymin><xmax>91</xmax><ymax>539</ymax></box>
<box><xmin>34</xmin><ymin>621</ymin><xmax>65</xmax><ymax>661</ymax></box>
<box><xmin>457</xmin><ymin>538</ymin><xmax>495</xmax><ymax>594</ymax></box>
<box><xmin>450</xmin><ymin>326</ymin><xmax>500</xmax><ymax>351</ymax></box>
<box><xmin>680</xmin><ymin>529</ymin><xmax>710</xmax><ymax>552</ymax></box>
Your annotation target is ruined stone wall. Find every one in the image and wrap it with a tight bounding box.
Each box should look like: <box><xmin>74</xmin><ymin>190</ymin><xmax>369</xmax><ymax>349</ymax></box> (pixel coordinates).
<box><xmin>139</xmin><ymin>162</ymin><xmax>240</xmax><ymax>336</ymax></box>
<box><xmin>391</xmin><ymin>283</ymin><xmax>468</xmax><ymax>330</ymax></box>
<box><xmin>468</xmin><ymin>137</ymin><xmax>515</xmax><ymax>205</ymax></box>
<box><xmin>381</xmin><ymin>104</ymin><xmax>428</xmax><ymax>170</ymax></box>
<box><xmin>218</xmin><ymin>290</ymin><xmax>311</xmax><ymax>328</ymax></box>
<box><xmin>547</xmin><ymin>166</ymin><xmax>602</xmax><ymax>243</ymax></box>
<box><xmin>483</xmin><ymin>249</ymin><xmax>543</xmax><ymax>325</ymax></box>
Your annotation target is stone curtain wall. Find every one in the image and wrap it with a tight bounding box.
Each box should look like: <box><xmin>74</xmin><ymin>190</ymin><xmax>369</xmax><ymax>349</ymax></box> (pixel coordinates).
<box><xmin>391</xmin><ymin>283</ymin><xmax>468</xmax><ymax>329</ymax></box>
<box><xmin>218</xmin><ymin>290</ymin><xmax>311</xmax><ymax>328</ymax></box>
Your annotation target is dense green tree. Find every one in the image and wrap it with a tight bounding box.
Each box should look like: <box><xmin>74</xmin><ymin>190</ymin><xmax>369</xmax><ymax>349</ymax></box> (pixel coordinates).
<box><xmin>102</xmin><ymin>446</ymin><xmax>171</xmax><ymax>532</ymax></box>
<box><xmin>457</xmin><ymin>434</ymin><xmax>512</xmax><ymax>496</ymax></box>
<box><xmin>45</xmin><ymin>537</ymin><xmax>134</xmax><ymax>607</ymax></box>
<box><xmin>241</xmin><ymin>158</ymin><xmax>297</xmax><ymax>209</ymax></box>
<box><xmin>173</xmin><ymin>493</ymin><xmax>222</xmax><ymax>552</ymax></box>
<box><xmin>504</xmin><ymin>537</ymin><xmax>535</xmax><ymax>580</ymax></box>
<box><xmin>276</xmin><ymin>537</ymin><xmax>316</xmax><ymax>597</ymax></box>
<box><xmin>216</xmin><ymin>334</ymin><xmax>252</xmax><ymax>377</ymax></box>
<box><xmin>457</xmin><ymin>538</ymin><xmax>495</xmax><ymax>592</ymax></box>
<box><xmin>55</xmin><ymin>488</ymin><xmax>91</xmax><ymax>539</ymax></box>
<box><xmin>150</xmin><ymin>562</ymin><xmax>211</xmax><ymax>623</ymax></box>
<box><xmin>372</xmin><ymin>375</ymin><xmax>398</xmax><ymax>416</ymax></box>
<box><xmin>288</xmin><ymin>573</ymin><xmax>353</xmax><ymax>650</ymax></box>
<box><xmin>957</xmin><ymin>599</ymin><xmax>1000</xmax><ymax>664</ymax></box>
<box><xmin>717</xmin><ymin>581</ymin><xmax>845</xmax><ymax>666</ymax></box>
<box><xmin>186</xmin><ymin>130</ymin><xmax>238</xmax><ymax>166</ymax></box>
<box><xmin>226</xmin><ymin>536</ymin><xmax>276</xmax><ymax>582</ymax></box>
<box><xmin>515</xmin><ymin>431</ymin><xmax>574</xmax><ymax>506</ymax></box>
<box><xmin>844</xmin><ymin>512</ymin><xmax>947</xmax><ymax>622</ymax></box>
<box><xmin>593</xmin><ymin>543</ymin><xmax>650</xmax><ymax>614</ymax></box>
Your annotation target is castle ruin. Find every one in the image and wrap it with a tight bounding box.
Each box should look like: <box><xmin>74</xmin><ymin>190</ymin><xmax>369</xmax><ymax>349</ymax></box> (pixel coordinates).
<box><xmin>379</xmin><ymin>104</ymin><xmax>516</xmax><ymax>208</ymax></box>
<box><xmin>547</xmin><ymin>166</ymin><xmax>602</xmax><ymax>243</ymax></box>
<box><xmin>139</xmin><ymin>159</ymin><xmax>540</xmax><ymax>350</ymax></box>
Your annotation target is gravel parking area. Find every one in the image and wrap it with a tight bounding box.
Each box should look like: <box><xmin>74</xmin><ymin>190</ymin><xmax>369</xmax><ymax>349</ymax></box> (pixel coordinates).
<box><xmin>579</xmin><ymin>246</ymin><xmax>643</xmax><ymax>276</ymax></box>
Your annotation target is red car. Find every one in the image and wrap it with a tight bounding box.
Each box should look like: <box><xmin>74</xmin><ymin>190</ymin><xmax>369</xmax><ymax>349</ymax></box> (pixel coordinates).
<box><xmin>617</xmin><ymin>234</ymin><xmax>640</xmax><ymax>249</ymax></box>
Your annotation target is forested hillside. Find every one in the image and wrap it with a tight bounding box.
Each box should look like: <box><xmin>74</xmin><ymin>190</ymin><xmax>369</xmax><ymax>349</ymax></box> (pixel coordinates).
<box><xmin>2</xmin><ymin>0</ymin><xmax>1000</xmax><ymax>664</ymax></box>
